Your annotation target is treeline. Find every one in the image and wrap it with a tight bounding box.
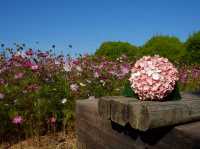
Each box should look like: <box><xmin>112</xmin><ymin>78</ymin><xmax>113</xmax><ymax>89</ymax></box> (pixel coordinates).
<box><xmin>95</xmin><ymin>31</ymin><xmax>200</xmax><ymax>65</ymax></box>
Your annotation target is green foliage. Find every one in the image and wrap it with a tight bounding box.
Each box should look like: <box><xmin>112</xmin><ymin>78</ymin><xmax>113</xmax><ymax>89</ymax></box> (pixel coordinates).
<box><xmin>139</xmin><ymin>35</ymin><xmax>186</xmax><ymax>64</ymax></box>
<box><xmin>121</xmin><ymin>81</ymin><xmax>182</xmax><ymax>101</ymax></box>
<box><xmin>165</xmin><ymin>84</ymin><xmax>181</xmax><ymax>101</ymax></box>
<box><xmin>185</xmin><ymin>31</ymin><xmax>200</xmax><ymax>64</ymax></box>
<box><xmin>95</xmin><ymin>36</ymin><xmax>188</xmax><ymax>65</ymax></box>
<box><xmin>95</xmin><ymin>41</ymin><xmax>138</xmax><ymax>60</ymax></box>
<box><xmin>121</xmin><ymin>80</ymin><xmax>137</xmax><ymax>98</ymax></box>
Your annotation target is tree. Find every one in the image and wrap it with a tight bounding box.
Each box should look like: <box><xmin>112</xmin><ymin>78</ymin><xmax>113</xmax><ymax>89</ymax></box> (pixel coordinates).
<box><xmin>185</xmin><ymin>31</ymin><xmax>200</xmax><ymax>64</ymax></box>
<box><xmin>95</xmin><ymin>41</ymin><xmax>138</xmax><ymax>60</ymax></box>
<box><xmin>140</xmin><ymin>35</ymin><xmax>186</xmax><ymax>64</ymax></box>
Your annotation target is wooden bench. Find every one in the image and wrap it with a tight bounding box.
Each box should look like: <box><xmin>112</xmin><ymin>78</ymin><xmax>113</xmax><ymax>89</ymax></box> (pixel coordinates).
<box><xmin>76</xmin><ymin>93</ymin><xmax>200</xmax><ymax>149</ymax></box>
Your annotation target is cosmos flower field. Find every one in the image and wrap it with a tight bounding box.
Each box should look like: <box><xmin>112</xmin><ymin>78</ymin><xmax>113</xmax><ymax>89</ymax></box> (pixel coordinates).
<box><xmin>0</xmin><ymin>46</ymin><xmax>200</xmax><ymax>144</ymax></box>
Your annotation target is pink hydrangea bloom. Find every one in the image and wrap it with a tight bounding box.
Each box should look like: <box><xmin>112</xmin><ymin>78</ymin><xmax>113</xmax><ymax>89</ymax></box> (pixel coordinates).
<box><xmin>12</xmin><ymin>116</ymin><xmax>23</xmax><ymax>125</ymax></box>
<box><xmin>129</xmin><ymin>55</ymin><xmax>179</xmax><ymax>101</ymax></box>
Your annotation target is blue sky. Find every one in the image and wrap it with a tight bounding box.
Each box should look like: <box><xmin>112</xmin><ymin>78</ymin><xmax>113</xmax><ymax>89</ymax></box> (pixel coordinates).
<box><xmin>0</xmin><ymin>0</ymin><xmax>200</xmax><ymax>55</ymax></box>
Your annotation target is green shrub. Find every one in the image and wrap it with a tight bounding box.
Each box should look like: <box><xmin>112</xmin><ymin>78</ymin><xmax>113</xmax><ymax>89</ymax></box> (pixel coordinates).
<box><xmin>140</xmin><ymin>35</ymin><xmax>186</xmax><ymax>64</ymax></box>
<box><xmin>95</xmin><ymin>41</ymin><xmax>138</xmax><ymax>60</ymax></box>
<box><xmin>185</xmin><ymin>31</ymin><xmax>200</xmax><ymax>64</ymax></box>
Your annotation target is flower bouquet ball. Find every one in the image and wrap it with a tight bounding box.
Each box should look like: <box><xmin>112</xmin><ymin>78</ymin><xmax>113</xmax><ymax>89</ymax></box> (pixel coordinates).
<box><xmin>129</xmin><ymin>55</ymin><xmax>179</xmax><ymax>101</ymax></box>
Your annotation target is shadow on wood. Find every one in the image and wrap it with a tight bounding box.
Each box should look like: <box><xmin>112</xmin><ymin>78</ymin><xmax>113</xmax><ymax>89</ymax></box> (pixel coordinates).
<box><xmin>111</xmin><ymin>121</ymin><xmax>173</xmax><ymax>145</ymax></box>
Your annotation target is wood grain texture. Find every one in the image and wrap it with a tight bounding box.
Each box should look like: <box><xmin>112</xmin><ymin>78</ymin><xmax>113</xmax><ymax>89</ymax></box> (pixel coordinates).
<box><xmin>98</xmin><ymin>93</ymin><xmax>200</xmax><ymax>131</ymax></box>
<box><xmin>76</xmin><ymin>99</ymin><xmax>200</xmax><ymax>149</ymax></box>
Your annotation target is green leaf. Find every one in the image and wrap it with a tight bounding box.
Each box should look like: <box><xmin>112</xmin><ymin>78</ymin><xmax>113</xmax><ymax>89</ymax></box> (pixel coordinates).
<box><xmin>121</xmin><ymin>81</ymin><xmax>137</xmax><ymax>98</ymax></box>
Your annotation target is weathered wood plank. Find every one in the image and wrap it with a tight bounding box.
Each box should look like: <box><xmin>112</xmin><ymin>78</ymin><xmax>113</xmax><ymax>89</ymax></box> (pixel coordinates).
<box><xmin>76</xmin><ymin>99</ymin><xmax>138</xmax><ymax>149</ymax></box>
<box><xmin>98</xmin><ymin>96</ymin><xmax>137</xmax><ymax>123</ymax></box>
<box><xmin>128</xmin><ymin>99</ymin><xmax>200</xmax><ymax>131</ymax></box>
<box><xmin>76</xmin><ymin>99</ymin><xmax>200</xmax><ymax>149</ymax></box>
<box><xmin>97</xmin><ymin>93</ymin><xmax>200</xmax><ymax>131</ymax></box>
<box><xmin>181</xmin><ymin>92</ymin><xmax>200</xmax><ymax>100</ymax></box>
<box><xmin>110</xmin><ymin>97</ymin><xmax>137</xmax><ymax>126</ymax></box>
<box><xmin>98</xmin><ymin>96</ymin><xmax>112</xmax><ymax>120</ymax></box>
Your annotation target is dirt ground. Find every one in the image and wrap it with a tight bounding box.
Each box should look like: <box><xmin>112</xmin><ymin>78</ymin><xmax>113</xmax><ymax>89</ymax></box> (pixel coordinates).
<box><xmin>0</xmin><ymin>130</ymin><xmax>76</xmax><ymax>149</ymax></box>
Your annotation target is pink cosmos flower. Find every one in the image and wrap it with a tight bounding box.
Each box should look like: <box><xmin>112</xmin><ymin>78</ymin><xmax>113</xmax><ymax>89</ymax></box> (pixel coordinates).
<box><xmin>0</xmin><ymin>93</ymin><xmax>5</xmax><ymax>99</ymax></box>
<box><xmin>70</xmin><ymin>83</ymin><xmax>79</xmax><ymax>92</ymax></box>
<box><xmin>49</xmin><ymin>117</ymin><xmax>56</xmax><ymax>124</ymax></box>
<box><xmin>72</xmin><ymin>59</ymin><xmax>80</xmax><ymax>65</ymax></box>
<box><xmin>22</xmin><ymin>61</ymin><xmax>39</xmax><ymax>70</ymax></box>
<box><xmin>23</xmin><ymin>61</ymin><xmax>33</xmax><ymax>68</ymax></box>
<box><xmin>24</xmin><ymin>84</ymin><xmax>40</xmax><ymax>93</ymax></box>
<box><xmin>15</xmin><ymin>51</ymin><xmax>27</xmax><ymax>58</ymax></box>
<box><xmin>31</xmin><ymin>64</ymin><xmax>39</xmax><ymax>70</ymax></box>
<box><xmin>63</xmin><ymin>63</ymin><xmax>72</xmax><ymax>72</ymax></box>
<box><xmin>25</xmin><ymin>49</ymin><xmax>33</xmax><ymax>56</ymax></box>
<box><xmin>108</xmin><ymin>70</ymin><xmax>117</xmax><ymax>76</ymax></box>
<box><xmin>12</xmin><ymin>116</ymin><xmax>23</xmax><ymax>125</ymax></box>
<box><xmin>94</xmin><ymin>71</ymin><xmax>100</xmax><ymax>78</ymax></box>
<box><xmin>37</xmin><ymin>52</ymin><xmax>48</xmax><ymax>57</ymax></box>
<box><xmin>0</xmin><ymin>79</ymin><xmax>5</xmax><ymax>85</ymax></box>
<box><xmin>129</xmin><ymin>55</ymin><xmax>179</xmax><ymax>101</ymax></box>
<box><xmin>121</xmin><ymin>66</ymin><xmax>129</xmax><ymax>75</ymax></box>
<box><xmin>14</xmin><ymin>72</ymin><xmax>24</xmax><ymax>79</ymax></box>
<box><xmin>76</xmin><ymin>66</ymin><xmax>83</xmax><ymax>72</ymax></box>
